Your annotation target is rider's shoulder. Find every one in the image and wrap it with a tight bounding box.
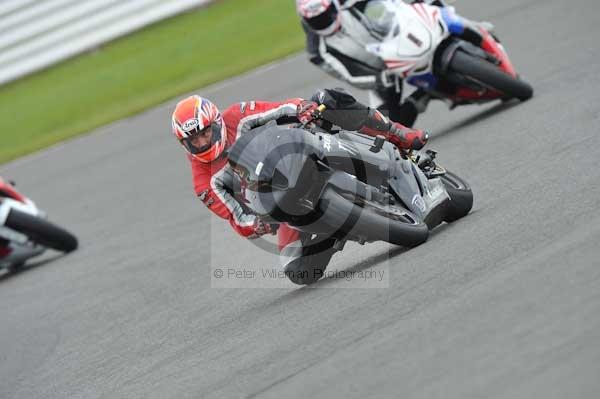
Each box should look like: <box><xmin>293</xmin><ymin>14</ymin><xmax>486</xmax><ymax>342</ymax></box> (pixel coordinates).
<box><xmin>222</xmin><ymin>102</ymin><xmax>241</xmax><ymax>117</ymax></box>
<box><xmin>222</xmin><ymin>101</ymin><xmax>263</xmax><ymax>118</ymax></box>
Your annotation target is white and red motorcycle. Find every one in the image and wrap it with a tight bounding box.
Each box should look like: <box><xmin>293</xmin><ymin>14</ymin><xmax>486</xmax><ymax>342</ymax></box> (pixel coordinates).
<box><xmin>367</xmin><ymin>0</ymin><xmax>532</xmax><ymax>106</ymax></box>
<box><xmin>0</xmin><ymin>177</ymin><xmax>77</xmax><ymax>272</ymax></box>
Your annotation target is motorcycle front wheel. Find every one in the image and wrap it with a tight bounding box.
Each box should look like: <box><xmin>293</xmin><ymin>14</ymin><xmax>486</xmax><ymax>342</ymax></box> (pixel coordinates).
<box><xmin>5</xmin><ymin>209</ymin><xmax>78</xmax><ymax>252</ymax></box>
<box><xmin>449</xmin><ymin>50</ymin><xmax>533</xmax><ymax>101</ymax></box>
<box><xmin>439</xmin><ymin>171</ymin><xmax>473</xmax><ymax>223</ymax></box>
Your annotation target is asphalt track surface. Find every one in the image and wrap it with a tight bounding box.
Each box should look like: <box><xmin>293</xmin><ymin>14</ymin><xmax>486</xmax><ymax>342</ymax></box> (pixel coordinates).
<box><xmin>2</xmin><ymin>0</ymin><xmax>600</xmax><ymax>398</ymax></box>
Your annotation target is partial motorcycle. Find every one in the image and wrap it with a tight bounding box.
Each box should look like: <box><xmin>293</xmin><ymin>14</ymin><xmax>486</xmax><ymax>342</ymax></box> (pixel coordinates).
<box><xmin>367</xmin><ymin>0</ymin><xmax>533</xmax><ymax>107</ymax></box>
<box><xmin>227</xmin><ymin>107</ymin><xmax>473</xmax><ymax>253</ymax></box>
<box><xmin>0</xmin><ymin>177</ymin><xmax>77</xmax><ymax>272</ymax></box>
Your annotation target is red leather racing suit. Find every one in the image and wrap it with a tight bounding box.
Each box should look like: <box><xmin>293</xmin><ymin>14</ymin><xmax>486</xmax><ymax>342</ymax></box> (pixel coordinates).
<box><xmin>188</xmin><ymin>98</ymin><xmax>313</xmax><ymax>270</ymax></box>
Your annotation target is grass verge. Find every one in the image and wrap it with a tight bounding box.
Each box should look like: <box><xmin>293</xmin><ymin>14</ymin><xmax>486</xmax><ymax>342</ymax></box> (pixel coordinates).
<box><xmin>0</xmin><ymin>0</ymin><xmax>305</xmax><ymax>164</ymax></box>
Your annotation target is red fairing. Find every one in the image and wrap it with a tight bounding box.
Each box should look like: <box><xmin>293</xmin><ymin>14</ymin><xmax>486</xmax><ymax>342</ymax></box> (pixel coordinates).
<box><xmin>188</xmin><ymin>99</ymin><xmax>304</xmax><ymax>238</ymax></box>
<box><xmin>0</xmin><ymin>177</ymin><xmax>26</xmax><ymax>203</ymax></box>
<box><xmin>479</xmin><ymin>28</ymin><xmax>517</xmax><ymax>77</ymax></box>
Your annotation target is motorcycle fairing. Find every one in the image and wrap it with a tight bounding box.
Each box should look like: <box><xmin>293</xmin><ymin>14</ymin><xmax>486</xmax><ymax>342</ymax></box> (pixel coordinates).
<box><xmin>324</xmin><ymin>131</ymin><xmax>448</xmax><ymax>220</ymax></box>
<box><xmin>367</xmin><ymin>2</ymin><xmax>520</xmax><ymax>103</ymax></box>
<box><xmin>366</xmin><ymin>2</ymin><xmax>449</xmax><ymax>77</ymax></box>
<box><xmin>440</xmin><ymin>6</ymin><xmax>465</xmax><ymax>35</ymax></box>
<box><xmin>228</xmin><ymin>123</ymin><xmax>319</xmax><ymax>188</ymax></box>
<box><xmin>0</xmin><ymin>177</ymin><xmax>27</xmax><ymax>203</ymax></box>
<box><xmin>0</xmin><ymin>197</ymin><xmax>41</xmax><ymax>226</ymax></box>
<box><xmin>479</xmin><ymin>28</ymin><xmax>516</xmax><ymax>76</ymax></box>
<box><xmin>228</xmin><ymin>123</ymin><xmax>449</xmax><ymax>227</ymax></box>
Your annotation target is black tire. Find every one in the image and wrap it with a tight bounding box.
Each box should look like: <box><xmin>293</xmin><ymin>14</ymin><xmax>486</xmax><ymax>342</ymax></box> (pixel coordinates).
<box><xmin>317</xmin><ymin>187</ymin><xmax>429</xmax><ymax>247</ymax></box>
<box><xmin>5</xmin><ymin>209</ymin><xmax>78</xmax><ymax>252</ymax></box>
<box><xmin>7</xmin><ymin>261</ymin><xmax>25</xmax><ymax>274</ymax></box>
<box><xmin>285</xmin><ymin>244</ymin><xmax>336</xmax><ymax>286</ymax></box>
<box><xmin>449</xmin><ymin>50</ymin><xmax>533</xmax><ymax>101</ymax></box>
<box><xmin>439</xmin><ymin>171</ymin><xmax>473</xmax><ymax>223</ymax></box>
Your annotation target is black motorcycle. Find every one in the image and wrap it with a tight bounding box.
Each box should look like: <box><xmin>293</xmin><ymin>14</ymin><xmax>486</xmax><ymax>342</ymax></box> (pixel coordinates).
<box><xmin>227</xmin><ymin>116</ymin><xmax>472</xmax><ymax>255</ymax></box>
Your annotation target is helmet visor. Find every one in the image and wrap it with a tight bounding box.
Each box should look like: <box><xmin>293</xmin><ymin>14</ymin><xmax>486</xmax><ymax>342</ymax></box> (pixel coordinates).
<box><xmin>305</xmin><ymin>3</ymin><xmax>339</xmax><ymax>32</ymax></box>
<box><xmin>180</xmin><ymin>122</ymin><xmax>222</xmax><ymax>155</ymax></box>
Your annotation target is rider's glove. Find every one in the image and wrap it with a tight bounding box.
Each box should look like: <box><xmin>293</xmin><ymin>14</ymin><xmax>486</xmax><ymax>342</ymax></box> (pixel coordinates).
<box><xmin>297</xmin><ymin>100</ymin><xmax>320</xmax><ymax>125</ymax></box>
<box><xmin>389</xmin><ymin>123</ymin><xmax>429</xmax><ymax>150</ymax></box>
<box><xmin>249</xmin><ymin>218</ymin><xmax>276</xmax><ymax>238</ymax></box>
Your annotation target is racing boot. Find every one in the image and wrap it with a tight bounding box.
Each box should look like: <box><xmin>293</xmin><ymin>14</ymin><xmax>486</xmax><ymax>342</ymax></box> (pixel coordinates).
<box><xmin>358</xmin><ymin>108</ymin><xmax>429</xmax><ymax>150</ymax></box>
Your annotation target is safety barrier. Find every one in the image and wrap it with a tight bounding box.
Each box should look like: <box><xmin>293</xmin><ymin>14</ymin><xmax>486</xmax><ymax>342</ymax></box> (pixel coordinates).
<box><xmin>0</xmin><ymin>0</ymin><xmax>212</xmax><ymax>85</ymax></box>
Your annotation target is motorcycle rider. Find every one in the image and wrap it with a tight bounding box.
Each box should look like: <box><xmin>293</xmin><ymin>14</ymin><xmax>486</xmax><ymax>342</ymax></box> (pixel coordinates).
<box><xmin>171</xmin><ymin>88</ymin><xmax>428</xmax><ymax>285</ymax></box>
<box><xmin>297</xmin><ymin>0</ymin><xmax>494</xmax><ymax>127</ymax></box>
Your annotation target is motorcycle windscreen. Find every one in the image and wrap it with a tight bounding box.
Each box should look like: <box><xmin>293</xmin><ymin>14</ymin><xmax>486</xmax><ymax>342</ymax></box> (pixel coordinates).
<box><xmin>363</xmin><ymin>0</ymin><xmax>398</xmax><ymax>38</ymax></box>
<box><xmin>227</xmin><ymin>125</ymin><xmax>317</xmax><ymax>189</ymax></box>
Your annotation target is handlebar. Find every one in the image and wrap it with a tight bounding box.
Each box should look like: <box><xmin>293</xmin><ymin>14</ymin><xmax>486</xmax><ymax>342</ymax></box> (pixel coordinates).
<box><xmin>300</xmin><ymin>104</ymin><xmax>327</xmax><ymax>129</ymax></box>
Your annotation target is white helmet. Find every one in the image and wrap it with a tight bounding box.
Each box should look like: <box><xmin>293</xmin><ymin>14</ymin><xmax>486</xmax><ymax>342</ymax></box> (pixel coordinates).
<box><xmin>296</xmin><ymin>0</ymin><xmax>341</xmax><ymax>36</ymax></box>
